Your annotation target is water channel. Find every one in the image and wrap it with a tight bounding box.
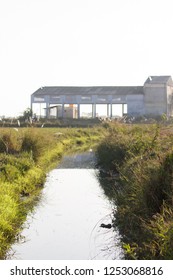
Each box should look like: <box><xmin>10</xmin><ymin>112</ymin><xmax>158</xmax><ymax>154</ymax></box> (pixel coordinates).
<box><xmin>9</xmin><ymin>152</ymin><xmax>122</xmax><ymax>260</ymax></box>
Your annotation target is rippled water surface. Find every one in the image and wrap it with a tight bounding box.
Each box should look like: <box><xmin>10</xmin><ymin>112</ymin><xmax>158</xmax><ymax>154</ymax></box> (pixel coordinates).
<box><xmin>9</xmin><ymin>153</ymin><xmax>122</xmax><ymax>260</ymax></box>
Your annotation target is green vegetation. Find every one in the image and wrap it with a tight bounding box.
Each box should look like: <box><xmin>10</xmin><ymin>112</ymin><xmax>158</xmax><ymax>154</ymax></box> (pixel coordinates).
<box><xmin>0</xmin><ymin>126</ymin><xmax>104</xmax><ymax>259</ymax></box>
<box><xmin>2</xmin><ymin>120</ymin><xmax>173</xmax><ymax>260</ymax></box>
<box><xmin>96</xmin><ymin>122</ymin><xmax>173</xmax><ymax>260</ymax></box>
<box><xmin>0</xmin><ymin>117</ymin><xmax>102</xmax><ymax>128</ymax></box>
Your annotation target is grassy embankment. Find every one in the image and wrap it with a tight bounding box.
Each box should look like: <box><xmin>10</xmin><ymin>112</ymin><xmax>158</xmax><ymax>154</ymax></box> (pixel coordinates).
<box><xmin>96</xmin><ymin>122</ymin><xmax>173</xmax><ymax>259</ymax></box>
<box><xmin>0</xmin><ymin>126</ymin><xmax>105</xmax><ymax>259</ymax></box>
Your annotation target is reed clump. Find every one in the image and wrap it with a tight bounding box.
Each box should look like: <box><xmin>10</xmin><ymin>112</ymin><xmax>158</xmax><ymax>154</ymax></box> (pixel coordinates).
<box><xmin>96</xmin><ymin>122</ymin><xmax>173</xmax><ymax>259</ymax></box>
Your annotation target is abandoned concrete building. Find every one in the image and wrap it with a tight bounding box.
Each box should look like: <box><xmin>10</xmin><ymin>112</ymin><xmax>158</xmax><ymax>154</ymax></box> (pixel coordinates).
<box><xmin>31</xmin><ymin>76</ymin><xmax>173</xmax><ymax>119</ymax></box>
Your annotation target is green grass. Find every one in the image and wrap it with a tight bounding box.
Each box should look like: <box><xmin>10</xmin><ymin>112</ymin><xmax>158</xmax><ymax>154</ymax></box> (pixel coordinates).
<box><xmin>0</xmin><ymin>126</ymin><xmax>105</xmax><ymax>259</ymax></box>
<box><xmin>96</xmin><ymin>122</ymin><xmax>173</xmax><ymax>259</ymax></box>
<box><xmin>2</xmin><ymin>122</ymin><xmax>173</xmax><ymax>259</ymax></box>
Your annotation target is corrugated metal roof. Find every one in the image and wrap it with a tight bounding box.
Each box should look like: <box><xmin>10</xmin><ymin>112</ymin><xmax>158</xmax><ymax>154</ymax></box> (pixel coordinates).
<box><xmin>32</xmin><ymin>76</ymin><xmax>173</xmax><ymax>97</ymax></box>
<box><xmin>32</xmin><ymin>86</ymin><xmax>144</xmax><ymax>96</ymax></box>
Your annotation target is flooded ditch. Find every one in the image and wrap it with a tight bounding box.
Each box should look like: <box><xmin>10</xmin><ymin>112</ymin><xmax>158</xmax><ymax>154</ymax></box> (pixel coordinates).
<box><xmin>8</xmin><ymin>152</ymin><xmax>122</xmax><ymax>260</ymax></box>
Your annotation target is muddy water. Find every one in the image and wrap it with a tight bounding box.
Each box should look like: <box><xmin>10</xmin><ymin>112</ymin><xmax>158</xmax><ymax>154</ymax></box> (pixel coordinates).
<box><xmin>9</xmin><ymin>152</ymin><xmax>122</xmax><ymax>260</ymax></box>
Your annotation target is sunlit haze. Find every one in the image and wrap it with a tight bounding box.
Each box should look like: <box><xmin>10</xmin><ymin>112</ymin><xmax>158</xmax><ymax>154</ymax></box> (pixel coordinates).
<box><xmin>1</xmin><ymin>0</ymin><xmax>173</xmax><ymax>116</ymax></box>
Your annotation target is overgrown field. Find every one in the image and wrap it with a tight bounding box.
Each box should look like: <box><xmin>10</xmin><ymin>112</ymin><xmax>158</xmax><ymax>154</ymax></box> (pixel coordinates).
<box><xmin>0</xmin><ymin>126</ymin><xmax>105</xmax><ymax>259</ymax></box>
<box><xmin>96</xmin><ymin>122</ymin><xmax>173</xmax><ymax>260</ymax></box>
<box><xmin>2</xmin><ymin>121</ymin><xmax>173</xmax><ymax>260</ymax></box>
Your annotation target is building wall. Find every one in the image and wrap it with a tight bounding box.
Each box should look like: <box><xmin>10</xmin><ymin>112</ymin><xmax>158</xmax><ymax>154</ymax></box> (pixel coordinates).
<box><xmin>31</xmin><ymin>77</ymin><xmax>173</xmax><ymax>118</ymax></box>
<box><xmin>127</xmin><ymin>94</ymin><xmax>145</xmax><ymax>116</ymax></box>
<box><xmin>167</xmin><ymin>85</ymin><xmax>173</xmax><ymax>116</ymax></box>
<box><xmin>143</xmin><ymin>84</ymin><xmax>167</xmax><ymax>116</ymax></box>
<box><xmin>64</xmin><ymin>107</ymin><xmax>77</xmax><ymax>118</ymax></box>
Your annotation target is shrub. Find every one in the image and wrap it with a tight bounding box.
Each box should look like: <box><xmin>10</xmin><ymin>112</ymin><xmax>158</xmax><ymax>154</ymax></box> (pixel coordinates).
<box><xmin>0</xmin><ymin>164</ymin><xmax>21</xmax><ymax>182</ymax></box>
<box><xmin>96</xmin><ymin>135</ymin><xmax>129</xmax><ymax>172</ymax></box>
<box><xmin>0</xmin><ymin>133</ymin><xmax>15</xmax><ymax>153</ymax></box>
<box><xmin>21</xmin><ymin>131</ymin><xmax>45</xmax><ymax>161</ymax></box>
<box><xmin>96</xmin><ymin>123</ymin><xmax>173</xmax><ymax>259</ymax></box>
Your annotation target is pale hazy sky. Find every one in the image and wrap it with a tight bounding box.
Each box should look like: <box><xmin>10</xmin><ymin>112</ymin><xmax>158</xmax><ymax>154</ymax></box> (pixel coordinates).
<box><xmin>0</xmin><ymin>0</ymin><xmax>173</xmax><ymax>116</ymax></box>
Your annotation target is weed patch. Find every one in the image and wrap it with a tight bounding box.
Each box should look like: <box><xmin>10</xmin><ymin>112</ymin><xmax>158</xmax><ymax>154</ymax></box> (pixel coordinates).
<box><xmin>0</xmin><ymin>126</ymin><xmax>104</xmax><ymax>259</ymax></box>
<box><xmin>96</xmin><ymin>123</ymin><xmax>173</xmax><ymax>259</ymax></box>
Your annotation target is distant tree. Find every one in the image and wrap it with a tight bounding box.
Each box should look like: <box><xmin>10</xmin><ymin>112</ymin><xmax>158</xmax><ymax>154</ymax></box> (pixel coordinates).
<box><xmin>23</xmin><ymin>108</ymin><xmax>32</xmax><ymax>119</ymax></box>
<box><xmin>19</xmin><ymin>108</ymin><xmax>33</xmax><ymax>122</ymax></box>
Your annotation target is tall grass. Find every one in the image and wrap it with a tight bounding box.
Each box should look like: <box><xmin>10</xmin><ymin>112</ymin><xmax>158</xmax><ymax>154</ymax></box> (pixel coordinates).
<box><xmin>0</xmin><ymin>126</ymin><xmax>104</xmax><ymax>259</ymax></box>
<box><xmin>96</xmin><ymin>122</ymin><xmax>173</xmax><ymax>259</ymax></box>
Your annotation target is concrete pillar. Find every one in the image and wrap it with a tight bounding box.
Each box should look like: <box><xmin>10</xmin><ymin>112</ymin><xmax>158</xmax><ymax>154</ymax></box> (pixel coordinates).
<box><xmin>61</xmin><ymin>104</ymin><xmax>64</xmax><ymax>118</ymax></box>
<box><xmin>110</xmin><ymin>104</ymin><xmax>113</xmax><ymax>118</ymax></box>
<box><xmin>56</xmin><ymin>106</ymin><xmax>58</xmax><ymax>119</ymax></box>
<box><xmin>46</xmin><ymin>102</ymin><xmax>50</xmax><ymax>119</ymax></box>
<box><xmin>77</xmin><ymin>104</ymin><xmax>80</xmax><ymax>119</ymax></box>
<box><xmin>107</xmin><ymin>104</ymin><xmax>109</xmax><ymax>117</ymax></box>
<box><xmin>92</xmin><ymin>104</ymin><xmax>96</xmax><ymax>118</ymax></box>
<box><xmin>122</xmin><ymin>104</ymin><xmax>124</xmax><ymax>116</ymax></box>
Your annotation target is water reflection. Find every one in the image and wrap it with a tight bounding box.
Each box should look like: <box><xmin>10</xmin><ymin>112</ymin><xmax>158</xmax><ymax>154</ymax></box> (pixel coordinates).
<box><xmin>8</xmin><ymin>153</ymin><xmax>122</xmax><ymax>260</ymax></box>
<box><xmin>58</xmin><ymin>152</ymin><xmax>96</xmax><ymax>169</ymax></box>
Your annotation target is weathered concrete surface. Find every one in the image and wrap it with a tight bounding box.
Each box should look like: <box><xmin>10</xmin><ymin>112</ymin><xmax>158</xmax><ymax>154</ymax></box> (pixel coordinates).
<box><xmin>31</xmin><ymin>76</ymin><xmax>173</xmax><ymax>118</ymax></box>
